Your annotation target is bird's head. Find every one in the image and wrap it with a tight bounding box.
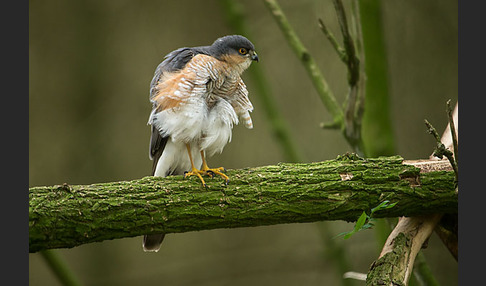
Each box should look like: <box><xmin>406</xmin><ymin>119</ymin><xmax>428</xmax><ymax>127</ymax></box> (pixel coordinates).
<box><xmin>210</xmin><ymin>35</ymin><xmax>259</xmax><ymax>73</ymax></box>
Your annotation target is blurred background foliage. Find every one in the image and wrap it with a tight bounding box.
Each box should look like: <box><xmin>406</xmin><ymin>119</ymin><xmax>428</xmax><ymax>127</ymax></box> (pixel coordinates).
<box><xmin>29</xmin><ymin>0</ymin><xmax>457</xmax><ymax>285</ymax></box>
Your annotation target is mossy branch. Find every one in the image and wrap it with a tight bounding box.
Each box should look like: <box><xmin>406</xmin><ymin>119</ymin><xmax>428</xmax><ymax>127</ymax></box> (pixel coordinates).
<box><xmin>29</xmin><ymin>155</ymin><xmax>456</xmax><ymax>253</ymax></box>
<box><xmin>367</xmin><ymin>103</ymin><xmax>459</xmax><ymax>285</ymax></box>
<box><xmin>366</xmin><ymin>215</ymin><xmax>443</xmax><ymax>286</ymax></box>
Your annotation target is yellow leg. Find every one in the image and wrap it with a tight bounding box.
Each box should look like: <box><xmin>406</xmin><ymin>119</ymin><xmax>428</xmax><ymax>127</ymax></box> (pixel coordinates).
<box><xmin>183</xmin><ymin>144</ymin><xmax>230</xmax><ymax>186</ymax></box>
<box><xmin>183</xmin><ymin>144</ymin><xmax>207</xmax><ymax>187</ymax></box>
<box><xmin>200</xmin><ymin>151</ymin><xmax>229</xmax><ymax>184</ymax></box>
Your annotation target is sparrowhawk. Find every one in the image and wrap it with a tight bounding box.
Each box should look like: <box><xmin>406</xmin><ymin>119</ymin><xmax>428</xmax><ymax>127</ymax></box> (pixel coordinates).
<box><xmin>143</xmin><ymin>35</ymin><xmax>258</xmax><ymax>252</ymax></box>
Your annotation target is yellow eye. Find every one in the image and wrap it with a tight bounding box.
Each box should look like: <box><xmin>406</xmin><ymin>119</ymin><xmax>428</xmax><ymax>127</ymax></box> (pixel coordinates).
<box><xmin>239</xmin><ymin>48</ymin><xmax>248</xmax><ymax>55</ymax></box>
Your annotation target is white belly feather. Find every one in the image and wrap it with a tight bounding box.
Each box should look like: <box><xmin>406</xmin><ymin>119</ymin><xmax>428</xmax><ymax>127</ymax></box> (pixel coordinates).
<box><xmin>149</xmin><ymin>53</ymin><xmax>253</xmax><ymax>176</ymax></box>
<box><xmin>201</xmin><ymin>99</ymin><xmax>238</xmax><ymax>157</ymax></box>
<box><xmin>151</xmin><ymin>96</ymin><xmax>240</xmax><ymax>176</ymax></box>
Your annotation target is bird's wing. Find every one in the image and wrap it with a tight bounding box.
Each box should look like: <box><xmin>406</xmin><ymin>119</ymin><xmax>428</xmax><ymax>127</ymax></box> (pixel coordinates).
<box><xmin>149</xmin><ymin>47</ymin><xmax>205</xmax><ymax>104</ymax></box>
<box><xmin>150</xmin><ymin>54</ymin><xmax>225</xmax><ymax>140</ymax></box>
<box><xmin>148</xmin><ymin>125</ymin><xmax>168</xmax><ymax>175</ymax></box>
<box><xmin>148</xmin><ymin>47</ymin><xmax>209</xmax><ymax>174</ymax></box>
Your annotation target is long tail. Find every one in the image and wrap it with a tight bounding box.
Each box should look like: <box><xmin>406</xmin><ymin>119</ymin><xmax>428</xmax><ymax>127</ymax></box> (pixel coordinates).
<box><xmin>143</xmin><ymin>234</ymin><xmax>166</xmax><ymax>252</ymax></box>
<box><xmin>143</xmin><ymin>129</ymin><xmax>169</xmax><ymax>252</ymax></box>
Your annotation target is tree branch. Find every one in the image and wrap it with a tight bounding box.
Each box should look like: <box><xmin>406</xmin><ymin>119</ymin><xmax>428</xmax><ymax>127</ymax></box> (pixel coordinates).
<box><xmin>367</xmin><ymin>102</ymin><xmax>458</xmax><ymax>285</ymax></box>
<box><xmin>219</xmin><ymin>0</ymin><xmax>304</xmax><ymax>162</ymax></box>
<box><xmin>333</xmin><ymin>0</ymin><xmax>366</xmax><ymax>155</ymax></box>
<box><xmin>29</xmin><ymin>155</ymin><xmax>456</xmax><ymax>253</ymax></box>
<box><xmin>366</xmin><ymin>215</ymin><xmax>442</xmax><ymax>286</ymax></box>
<box><xmin>263</xmin><ymin>0</ymin><xmax>344</xmax><ymax>124</ymax></box>
<box><xmin>40</xmin><ymin>250</ymin><xmax>82</xmax><ymax>286</ymax></box>
<box><xmin>445</xmin><ymin>100</ymin><xmax>458</xmax><ymax>164</ymax></box>
<box><xmin>357</xmin><ymin>0</ymin><xmax>396</xmax><ymax>157</ymax></box>
<box><xmin>425</xmin><ymin>119</ymin><xmax>458</xmax><ymax>181</ymax></box>
<box><xmin>318</xmin><ymin>18</ymin><xmax>347</xmax><ymax>63</ymax></box>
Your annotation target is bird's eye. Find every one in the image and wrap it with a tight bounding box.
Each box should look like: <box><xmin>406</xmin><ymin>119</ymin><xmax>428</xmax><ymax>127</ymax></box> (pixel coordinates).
<box><xmin>239</xmin><ymin>48</ymin><xmax>248</xmax><ymax>55</ymax></box>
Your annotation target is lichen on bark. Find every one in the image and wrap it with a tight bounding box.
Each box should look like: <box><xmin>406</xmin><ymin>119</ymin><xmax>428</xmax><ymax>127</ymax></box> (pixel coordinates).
<box><xmin>29</xmin><ymin>155</ymin><xmax>457</xmax><ymax>252</ymax></box>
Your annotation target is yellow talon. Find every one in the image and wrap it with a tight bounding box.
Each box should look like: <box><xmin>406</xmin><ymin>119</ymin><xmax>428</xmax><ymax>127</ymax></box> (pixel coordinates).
<box><xmin>184</xmin><ymin>168</ymin><xmax>207</xmax><ymax>187</ymax></box>
<box><xmin>200</xmin><ymin>151</ymin><xmax>229</xmax><ymax>184</ymax></box>
<box><xmin>201</xmin><ymin>165</ymin><xmax>229</xmax><ymax>183</ymax></box>
<box><xmin>184</xmin><ymin>144</ymin><xmax>230</xmax><ymax>186</ymax></box>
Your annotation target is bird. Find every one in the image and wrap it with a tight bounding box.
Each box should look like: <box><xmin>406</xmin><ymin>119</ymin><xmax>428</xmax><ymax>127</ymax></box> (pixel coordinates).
<box><xmin>142</xmin><ymin>35</ymin><xmax>259</xmax><ymax>252</ymax></box>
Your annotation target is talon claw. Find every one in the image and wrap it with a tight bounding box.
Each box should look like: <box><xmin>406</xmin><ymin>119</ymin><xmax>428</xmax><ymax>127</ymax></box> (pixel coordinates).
<box><xmin>184</xmin><ymin>147</ymin><xmax>230</xmax><ymax>187</ymax></box>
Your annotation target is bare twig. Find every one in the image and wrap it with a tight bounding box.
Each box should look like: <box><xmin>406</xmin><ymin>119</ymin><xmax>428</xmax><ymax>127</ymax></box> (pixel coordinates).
<box><xmin>219</xmin><ymin>0</ymin><xmax>303</xmax><ymax>162</ymax></box>
<box><xmin>336</xmin><ymin>0</ymin><xmax>366</xmax><ymax>156</ymax></box>
<box><xmin>264</xmin><ymin>0</ymin><xmax>368</xmax><ymax>155</ymax></box>
<box><xmin>40</xmin><ymin>250</ymin><xmax>82</xmax><ymax>286</ymax></box>
<box><xmin>446</xmin><ymin>100</ymin><xmax>458</xmax><ymax>164</ymax></box>
<box><xmin>425</xmin><ymin>119</ymin><xmax>458</xmax><ymax>181</ymax></box>
<box><xmin>317</xmin><ymin>18</ymin><xmax>347</xmax><ymax>63</ymax></box>
<box><xmin>434</xmin><ymin>101</ymin><xmax>458</xmax><ymax>261</ymax></box>
<box><xmin>434</xmin><ymin>215</ymin><xmax>458</xmax><ymax>260</ymax></box>
<box><xmin>343</xmin><ymin>271</ymin><xmax>367</xmax><ymax>281</ymax></box>
<box><xmin>333</xmin><ymin>0</ymin><xmax>360</xmax><ymax>87</ymax></box>
<box><xmin>349</xmin><ymin>0</ymin><xmax>366</xmax><ymax>124</ymax></box>
<box><xmin>369</xmin><ymin>102</ymin><xmax>458</xmax><ymax>285</ymax></box>
<box><xmin>410</xmin><ymin>242</ymin><xmax>440</xmax><ymax>286</ymax></box>
<box><xmin>318</xmin><ymin>0</ymin><xmax>366</xmax><ymax>155</ymax></box>
<box><xmin>354</xmin><ymin>0</ymin><xmax>396</xmax><ymax>157</ymax></box>
<box><xmin>263</xmin><ymin>0</ymin><xmax>344</xmax><ymax>129</ymax></box>
<box><xmin>349</xmin><ymin>0</ymin><xmax>364</xmax><ymax>67</ymax></box>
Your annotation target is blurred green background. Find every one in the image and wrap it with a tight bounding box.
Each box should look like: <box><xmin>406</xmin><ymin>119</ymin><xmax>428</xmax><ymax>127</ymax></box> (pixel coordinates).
<box><xmin>29</xmin><ymin>0</ymin><xmax>457</xmax><ymax>285</ymax></box>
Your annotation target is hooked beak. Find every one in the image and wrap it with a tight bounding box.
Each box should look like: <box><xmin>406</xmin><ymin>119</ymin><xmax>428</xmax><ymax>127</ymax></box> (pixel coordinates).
<box><xmin>251</xmin><ymin>51</ymin><xmax>259</xmax><ymax>62</ymax></box>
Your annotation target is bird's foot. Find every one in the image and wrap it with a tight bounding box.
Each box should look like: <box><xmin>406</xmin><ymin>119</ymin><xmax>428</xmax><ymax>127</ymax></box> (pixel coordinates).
<box><xmin>184</xmin><ymin>168</ymin><xmax>208</xmax><ymax>187</ymax></box>
<box><xmin>184</xmin><ymin>166</ymin><xmax>229</xmax><ymax>186</ymax></box>
<box><xmin>202</xmin><ymin>166</ymin><xmax>229</xmax><ymax>184</ymax></box>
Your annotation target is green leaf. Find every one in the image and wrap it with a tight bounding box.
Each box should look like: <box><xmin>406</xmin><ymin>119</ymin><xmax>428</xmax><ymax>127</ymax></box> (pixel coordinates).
<box><xmin>335</xmin><ymin>201</ymin><xmax>396</xmax><ymax>240</ymax></box>
<box><xmin>355</xmin><ymin>211</ymin><xmax>368</xmax><ymax>230</ymax></box>
<box><xmin>361</xmin><ymin>223</ymin><xmax>373</xmax><ymax>230</ymax></box>
<box><xmin>371</xmin><ymin>200</ymin><xmax>397</xmax><ymax>215</ymax></box>
<box><xmin>342</xmin><ymin>211</ymin><xmax>368</xmax><ymax>239</ymax></box>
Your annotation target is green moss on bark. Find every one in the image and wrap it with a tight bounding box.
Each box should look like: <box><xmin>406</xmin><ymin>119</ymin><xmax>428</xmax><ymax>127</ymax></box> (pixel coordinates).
<box><xmin>29</xmin><ymin>155</ymin><xmax>456</xmax><ymax>252</ymax></box>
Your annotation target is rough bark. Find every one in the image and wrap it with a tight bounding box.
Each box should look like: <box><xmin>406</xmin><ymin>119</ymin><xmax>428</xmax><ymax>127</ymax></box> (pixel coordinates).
<box><xmin>366</xmin><ymin>215</ymin><xmax>443</xmax><ymax>286</ymax></box>
<box><xmin>366</xmin><ymin>102</ymin><xmax>458</xmax><ymax>285</ymax></box>
<box><xmin>29</xmin><ymin>155</ymin><xmax>456</xmax><ymax>253</ymax></box>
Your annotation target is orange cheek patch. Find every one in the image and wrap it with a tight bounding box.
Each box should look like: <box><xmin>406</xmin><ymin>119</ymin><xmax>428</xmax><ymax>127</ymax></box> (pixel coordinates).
<box><xmin>220</xmin><ymin>54</ymin><xmax>247</xmax><ymax>65</ymax></box>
